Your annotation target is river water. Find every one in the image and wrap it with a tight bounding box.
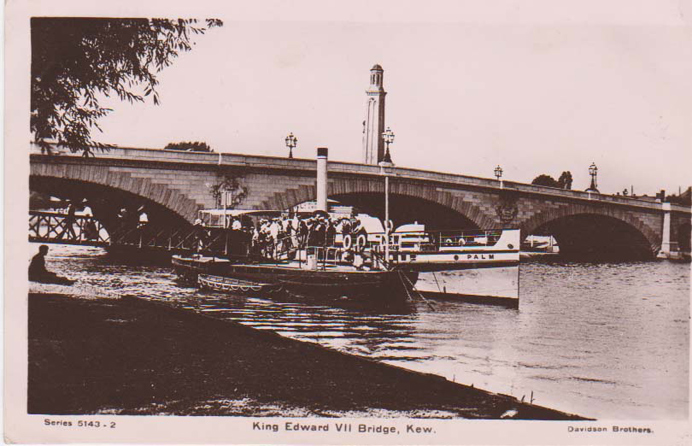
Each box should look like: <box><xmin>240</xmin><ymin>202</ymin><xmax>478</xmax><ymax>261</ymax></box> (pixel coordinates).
<box><xmin>30</xmin><ymin>244</ymin><xmax>689</xmax><ymax>420</ymax></box>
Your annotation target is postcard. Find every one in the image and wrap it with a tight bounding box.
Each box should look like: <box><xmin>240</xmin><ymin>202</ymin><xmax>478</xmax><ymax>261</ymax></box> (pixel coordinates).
<box><xmin>5</xmin><ymin>1</ymin><xmax>691</xmax><ymax>444</ymax></box>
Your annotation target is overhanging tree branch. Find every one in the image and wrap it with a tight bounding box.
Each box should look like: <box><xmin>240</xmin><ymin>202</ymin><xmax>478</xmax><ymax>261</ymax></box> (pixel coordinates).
<box><xmin>31</xmin><ymin>17</ymin><xmax>223</xmax><ymax>156</ymax></box>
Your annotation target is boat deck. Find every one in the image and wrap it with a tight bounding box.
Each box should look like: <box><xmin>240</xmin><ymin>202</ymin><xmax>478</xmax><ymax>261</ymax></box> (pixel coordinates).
<box><xmin>237</xmin><ymin>260</ymin><xmax>386</xmax><ymax>274</ymax></box>
<box><xmin>174</xmin><ymin>255</ymin><xmax>386</xmax><ymax>274</ymax></box>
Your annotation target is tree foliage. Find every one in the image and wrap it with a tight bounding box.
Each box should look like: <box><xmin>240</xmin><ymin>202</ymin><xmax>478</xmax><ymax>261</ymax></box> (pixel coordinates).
<box><xmin>532</xmin><ymin>172</ymin><xmax>573</xmax><ymax>189</ymax></box>
<box><xmin>531</xmin><ymin>174</ymin><xmax>560</xmax><ymax>188</ymax></box>
<box><xmin>31</xmin><ymin>18</ymin><xmax>223</xmax><ymax>156</ymax></box>
<box><xmin>557</xmin><ymin>171</ymin><xmax>573</xmax><ymax>190</ymax></box>
<box><xmin>164</xmin><ymin>141</ymin><xmax>213</xmax><ymax>152</ymax></box>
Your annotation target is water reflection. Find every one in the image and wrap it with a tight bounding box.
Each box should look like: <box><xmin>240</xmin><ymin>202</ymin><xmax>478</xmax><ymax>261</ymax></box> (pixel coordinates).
<box><xmin>32</xmin><ymin>244</ymin><xmax>689</xmax><ymax>420</ymax></box>
<box><xmin>180</xmin><ymin>287</ymin><xmax>422</xmax><ymax>359</ymax></box>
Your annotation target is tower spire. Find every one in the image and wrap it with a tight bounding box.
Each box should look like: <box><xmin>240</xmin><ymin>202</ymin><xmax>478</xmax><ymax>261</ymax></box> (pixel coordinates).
<box><xmin>362</xmin><ymin>64</ymin><xmax>387</xmax><ymax>164</ymax></box>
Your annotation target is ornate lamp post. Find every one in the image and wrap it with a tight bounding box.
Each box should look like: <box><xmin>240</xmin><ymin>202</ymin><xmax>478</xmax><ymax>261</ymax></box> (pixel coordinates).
<box><xmin>382</xmin><ymin>127</ymin><xmax>394</xmax><ymax>163</ymax></box>
<box><xmin>285</xmin><ymin>132</ymin><xmax>297</xmax><ymax>159</ymax></box>
<box><xmin>587</xmin><ymin>162</ymin><xmax>599</xmax><ymax>193</ymax></box>
<box><xmin>379</xmin><ymin>127</ymin><xmax>395</xmax><ymax>268</ymax></box>
<box><xmin>494</xmin><ymin>165</ymin><xmax>503</xmax><ymax>189</ymax></box>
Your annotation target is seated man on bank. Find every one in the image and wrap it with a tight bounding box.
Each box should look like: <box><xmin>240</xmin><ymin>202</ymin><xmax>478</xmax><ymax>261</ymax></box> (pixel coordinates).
<box><xmin>29</xmin><ymin>245</ymin><xmax>73</xmax><ymax>285</ymax></box>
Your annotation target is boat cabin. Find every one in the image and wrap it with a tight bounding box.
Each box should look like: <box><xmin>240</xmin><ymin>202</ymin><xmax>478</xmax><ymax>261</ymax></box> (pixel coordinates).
<box><xmin>388</xmin><ymin>223</ymin><xmax>503</xmax><ymax>252</ymax></box>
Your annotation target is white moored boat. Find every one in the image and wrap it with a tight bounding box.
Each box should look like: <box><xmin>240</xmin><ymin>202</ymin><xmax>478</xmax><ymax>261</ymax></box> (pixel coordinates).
<box><xmin>368</xmin><ymin>224</ymin><xmax>521</xmax><ymax>307</ymax></box>
<box><xmin>373</xmin><ymin>224</ymin><xmax>521</xmax><ymax>272</ymax></box>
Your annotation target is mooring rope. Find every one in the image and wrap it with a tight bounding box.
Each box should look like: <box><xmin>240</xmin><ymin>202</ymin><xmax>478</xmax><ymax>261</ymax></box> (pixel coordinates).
<box><xmin>399</xmin><ymin>271</ymin><xmax>415</xmax><ymax>304</ymax></box>
<box><xmin>398</xmin><ymin>270</ymin><xmax>436</xmax><ymax>311</ymax></box>
<box><xmin>432</xmin><ymin>270</ymin><xmax>442</xmax><ymax>293</ymax></box>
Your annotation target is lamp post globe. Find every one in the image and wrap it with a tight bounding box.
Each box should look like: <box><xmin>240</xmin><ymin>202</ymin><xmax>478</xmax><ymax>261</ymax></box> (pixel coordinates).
<box><xmin>382</xmin><ymin>127</ymin><xmax>395</xmax><ymax>163</ymax></box>
<box><xmin>587</xmin><ymin>162</ymin><xmax>599</xmax><ymax>193</ymax></box>
<box><xmin>589</xmin><ymin>162</ymin><xmax>597</xmax><ymax>177</ymax></box>
<box><xmin>494</xmin><ymin>165</ymin><xmax>503</xmax><ymax>181</ymax></box>
<box><xmin>285</xmin><ymin>133</ymin><xmax>297</xmax><ymax>159</ymax></box>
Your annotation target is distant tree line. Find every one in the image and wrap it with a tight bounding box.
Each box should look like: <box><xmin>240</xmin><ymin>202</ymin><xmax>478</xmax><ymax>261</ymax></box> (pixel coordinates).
<box><xmin>164</xmin><ymin>141</ymin><xmax>214</xmax><ymax>152</ymax></box>
<box><xmin>531</xmin><ymin>171</ymin><xmax>573</xmax><ymax>189</ymax></box>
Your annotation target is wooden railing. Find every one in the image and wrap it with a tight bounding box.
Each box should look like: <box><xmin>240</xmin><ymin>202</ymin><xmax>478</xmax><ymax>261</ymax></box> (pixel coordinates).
<box><xmin>29</xmin><ymin>211</ymin><xmax>110</xmax><ymax>246</ymax></box>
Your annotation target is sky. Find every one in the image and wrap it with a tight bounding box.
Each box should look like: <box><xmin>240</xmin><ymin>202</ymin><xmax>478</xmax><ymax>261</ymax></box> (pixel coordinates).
<box><xmin>87</xmin><ymin>3</ymin><xmax>691</xmax><ymax>196</ymax></box>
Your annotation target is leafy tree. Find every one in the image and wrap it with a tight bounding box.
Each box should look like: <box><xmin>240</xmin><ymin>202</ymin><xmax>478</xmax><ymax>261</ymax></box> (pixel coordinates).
<box><xmin>557</xmin><ymin>171</ymin><xmax>573</xmax><ymax>190</ymax></box>
<box><xmin>531</xmin><ymin>174</ymin><xmax>560</xmax><ymax>188</ymax></box>
<box><xmin>164</xmin><ymin>141</ymin><xmax>213</xmax><ymax>152</ymax></box>
<box><xmin>31</xmin><ymin>18</ymin><xmax>223</xmax><ymax>156</ymax></box>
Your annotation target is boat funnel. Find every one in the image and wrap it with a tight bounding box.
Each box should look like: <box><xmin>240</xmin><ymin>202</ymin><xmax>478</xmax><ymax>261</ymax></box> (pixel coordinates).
<box><xmin>316</xmin><ymin>147</ymin><xmax>328</xmax><ymax>212</ymax></box>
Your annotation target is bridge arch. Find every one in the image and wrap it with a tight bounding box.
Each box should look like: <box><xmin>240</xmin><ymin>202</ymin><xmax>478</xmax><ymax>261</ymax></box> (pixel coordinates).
<box><xmin>521</xmin><ymin>204</ymin><xmax>660</xmax><ymax>259</ymax></box>
<box><xmin>30</xmin><ymin>177</ymin><xmax>195</xmax><ymax>236</ymax></box>
<box><xmin>259</xmin><ymin>177</ymin><xmax>499</xmax><ymax>230</ymax></box>
<box><xmin>30</xmin><ymin>163</ymin><xmax>201</xmax><ymax>224</ymax></box>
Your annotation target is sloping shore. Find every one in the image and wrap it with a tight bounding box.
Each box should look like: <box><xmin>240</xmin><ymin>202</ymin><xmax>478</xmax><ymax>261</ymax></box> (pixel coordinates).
<box><xmin>28</xmin><ymin>293</ymin><xmax>586</xmax><ymax>419</ymax></box>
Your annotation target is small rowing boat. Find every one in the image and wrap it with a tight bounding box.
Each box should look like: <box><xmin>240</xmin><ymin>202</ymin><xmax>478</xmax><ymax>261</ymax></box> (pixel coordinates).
<box><xmin>198</xmin><ymin>274</ymin><xmax>283</xmax><ymax>294</ymax></box>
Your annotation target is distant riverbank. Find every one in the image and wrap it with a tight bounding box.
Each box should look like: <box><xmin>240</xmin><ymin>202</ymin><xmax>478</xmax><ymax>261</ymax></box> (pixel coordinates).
<box><xmin>28</xmin><ymin>292</ymin><xmax>584</xmax><ymax>419</ymax></box>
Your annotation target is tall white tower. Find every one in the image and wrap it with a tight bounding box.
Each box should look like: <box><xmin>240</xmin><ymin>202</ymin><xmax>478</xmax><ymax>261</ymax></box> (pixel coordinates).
<box><xmin>362</xmin><ymin>64</ymin><xmax>387</xmax><ymax>164</ymax></box>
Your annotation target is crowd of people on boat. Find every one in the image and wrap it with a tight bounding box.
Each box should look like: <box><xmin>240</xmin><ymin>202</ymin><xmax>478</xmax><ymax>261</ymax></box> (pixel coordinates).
<box><xmin>193</xmin><ymin>212</ymin><xmax>370</xmax><ymax>260</ymax></box>
<box><xmin>110</xmin><ymin>205</ymin><xmax>378</xmax><ymax>262</ymax></box>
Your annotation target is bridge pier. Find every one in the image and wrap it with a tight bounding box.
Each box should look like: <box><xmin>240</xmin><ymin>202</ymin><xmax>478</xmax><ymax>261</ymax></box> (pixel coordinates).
<box><xmin>657</xmin><ymin>202</ymin><xmax>683</xmax><ymax>260</ymax></box>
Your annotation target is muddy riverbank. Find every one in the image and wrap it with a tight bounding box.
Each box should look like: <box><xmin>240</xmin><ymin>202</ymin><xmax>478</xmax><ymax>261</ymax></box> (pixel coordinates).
<box><xmin>28</xmin><ymin>292</ymin><xmax>585</xmax><ymax>419</ymax></box>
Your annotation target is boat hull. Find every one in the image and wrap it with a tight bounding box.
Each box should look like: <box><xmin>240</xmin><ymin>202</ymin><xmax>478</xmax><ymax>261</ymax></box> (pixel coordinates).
<box><xmin>172</xmin><ymin>255</ymin><xmax>418</xmax><ymax>300</ymax></box>
<box><xmin>415</xmin><ymin>267</ymin><xmax>520</xmax><ymax>308</ymax></box>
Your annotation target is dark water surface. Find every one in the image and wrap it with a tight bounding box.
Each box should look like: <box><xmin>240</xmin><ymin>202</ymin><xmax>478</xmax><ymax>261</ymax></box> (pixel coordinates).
<box><xmin>32</xmin><ymin>244</ymin><xmax>689</xmax><ymax>419</ymax></box>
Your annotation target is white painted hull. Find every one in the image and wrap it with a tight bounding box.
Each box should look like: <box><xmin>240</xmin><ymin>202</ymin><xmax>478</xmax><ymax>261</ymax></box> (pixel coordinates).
<box><xmin>415</xmin><ymin>267</ymin><xmax>520</xmax><ymax>307</ymax></box>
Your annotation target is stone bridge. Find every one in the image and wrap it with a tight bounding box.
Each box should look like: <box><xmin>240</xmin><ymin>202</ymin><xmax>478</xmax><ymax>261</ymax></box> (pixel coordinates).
<box><xmin>30</xmin><ymin>144</ymin><xmax>690</xmax><ymax>260</ymax></box>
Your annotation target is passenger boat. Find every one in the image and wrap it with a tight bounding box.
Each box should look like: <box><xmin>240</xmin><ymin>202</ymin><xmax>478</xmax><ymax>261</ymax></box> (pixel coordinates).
<box><xmin>172</xmin><ymin>208</ymin><xmax>519</xmax><ymax>305</ymax></box>
<box><xmin>172</xmin><ymin>247</ymin><xmax>418</xmax><ymax>300</ymax></box>
<box><xmin>369</xmin><ymin>225</ymin><xmax>521</xmax><ymax>307</ymax></box>
<box><xmin>370</xmin><ymin>224</ymin><xmax>521</xmax><ymax>272</ymax></box>
<box><xmin>193</xmin><ymin>209</ymin><xmax>520</xmax><ymax>272</ymax></box>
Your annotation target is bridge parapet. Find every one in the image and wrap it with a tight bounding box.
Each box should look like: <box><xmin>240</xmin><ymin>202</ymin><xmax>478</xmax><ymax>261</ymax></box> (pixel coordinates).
<box><xmin>31</xmin><ymin>143</ymin><xmax>690</xmax><ymax>215</ymax></box>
